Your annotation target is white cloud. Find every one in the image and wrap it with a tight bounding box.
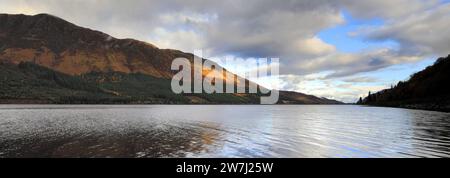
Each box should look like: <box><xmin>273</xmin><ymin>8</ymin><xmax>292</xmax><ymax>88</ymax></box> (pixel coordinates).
<box><xmin>294</xmin><ymin>37</ymin><xmax>337</xmax><ymax>56</ymax></box>
<box><xmin>148</xmin><ymin>27</ymin><xmax>206</xmax><ymax>52</ymax></box>
<box><xmin>276</xmin><ymin>74</ymin><xmax>389</xmax><ymax>103</ymax></box>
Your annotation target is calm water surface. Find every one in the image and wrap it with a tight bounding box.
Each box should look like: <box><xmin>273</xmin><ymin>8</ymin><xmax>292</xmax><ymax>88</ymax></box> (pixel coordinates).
<box><xmin>0</xmin><ymin>105</ymin><xmax>449</xmax><ymax>158</ymax></box>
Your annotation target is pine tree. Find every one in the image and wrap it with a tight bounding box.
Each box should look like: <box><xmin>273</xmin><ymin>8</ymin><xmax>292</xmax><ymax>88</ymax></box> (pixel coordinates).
<box><xmin>367</xmin><ymin>91</ymin><xmax>372</xmax><ymax>103</ymax></box>
<box><xmin>357</xmin><ymin>97</ymin><xmax>363</xmax><ymax>104</ymax></box>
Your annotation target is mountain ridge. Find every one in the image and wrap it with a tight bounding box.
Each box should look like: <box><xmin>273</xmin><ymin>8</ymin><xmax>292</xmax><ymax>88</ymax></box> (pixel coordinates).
<box><xmin>0</xmin><ymin>13</ymin><xmax>178</xmax><ymax>78</ymax></box>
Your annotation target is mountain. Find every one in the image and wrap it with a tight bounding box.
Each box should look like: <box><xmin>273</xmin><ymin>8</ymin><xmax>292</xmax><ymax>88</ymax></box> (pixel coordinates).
<box><xmin>359</xmin><ymin>55</ymin><xmax>450</xmax><ymax>112</ymax></box>
<box><xmin>279</xmin><ymin>91</ymin><xmax>341</xmax><ymax>104</ymax></box>
<box><xmin>0</xmin><ymin>13</ymin><xmax>186</xmax><ymax>77</ymax></box>
<box><xmin>0</xmin><ymin>13</ymin><xmax>341</xmax><ymax>104</ymax></box>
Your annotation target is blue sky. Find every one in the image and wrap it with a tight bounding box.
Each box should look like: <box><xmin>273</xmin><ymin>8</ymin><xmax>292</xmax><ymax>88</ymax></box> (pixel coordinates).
<box><xmin>318</xmin><ymin>11</ymin><xmax>395</xmax><ymax>53</ymax></box>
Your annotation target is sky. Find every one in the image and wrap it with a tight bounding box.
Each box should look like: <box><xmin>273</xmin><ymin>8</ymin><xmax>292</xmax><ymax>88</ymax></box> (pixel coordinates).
<box><xmin>1</xmin><ymin>0</ymin><xmax>449</xmax><ymax>103</ymax></box>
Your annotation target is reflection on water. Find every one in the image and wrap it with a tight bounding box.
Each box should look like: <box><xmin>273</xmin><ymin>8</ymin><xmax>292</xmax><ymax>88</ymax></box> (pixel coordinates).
<box><xmin>0</xmin><ymin>105</ymin><xmax>449</xmax><ymax>158</ymax></box>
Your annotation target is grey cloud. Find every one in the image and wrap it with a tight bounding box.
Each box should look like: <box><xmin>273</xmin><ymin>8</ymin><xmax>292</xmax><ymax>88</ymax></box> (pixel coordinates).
<box><xmin>339</xmin><ymin>0</ymin><xmax>440</xmax><ymax>19</ymax></box>
<box><xmin>364</xmin><ymin>3</ymin><xmax>450</xmax><ymax>57</ymax></box>
<box><xmin>294</xmin><ymin>48</ymin><xmax>424</xmax><ymax>78</ymax></box>
<box><xmin>343</xmin><ymin>77</ymin><xmax>378</xmax><ymax>83</ymax></box>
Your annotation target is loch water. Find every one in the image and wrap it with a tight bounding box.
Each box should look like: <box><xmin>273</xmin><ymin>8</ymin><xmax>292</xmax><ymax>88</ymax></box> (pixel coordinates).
<box><xmin>0</xmin><ymin>105</ymin><xmax>449</xmax><ymax>158</ymax></box>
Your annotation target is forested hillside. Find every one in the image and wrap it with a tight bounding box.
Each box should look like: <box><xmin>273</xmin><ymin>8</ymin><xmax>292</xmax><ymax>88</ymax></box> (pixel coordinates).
<box><xmin>0</xmin><ymin>62</ymin><xmax>263</xmax><ymax>104</ymax></box>
<box><xmin>359</xmin><ymin>55</ymin><xmax>450</xmax><ymax>112</ymax></box>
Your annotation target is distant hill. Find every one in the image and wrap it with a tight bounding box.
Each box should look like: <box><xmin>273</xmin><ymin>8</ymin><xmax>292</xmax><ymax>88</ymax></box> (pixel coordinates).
<box><xmin>0</xmin><ymin>13</ymin><xmax>341</xmax><ymax>104</ymax></box>
<box><xmin>279</xmin><ymin>91</ymin><xmax>341</xmax><ymax>104</ymax></box>
<box><xmin>359</xmin><ymin>55</ymin><xmax>450</xmax><ymax>112</ymax></box>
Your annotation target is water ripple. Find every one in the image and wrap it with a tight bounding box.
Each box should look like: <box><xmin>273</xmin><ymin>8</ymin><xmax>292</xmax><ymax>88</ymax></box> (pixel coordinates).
<box><xmin>0</xmin><ymin>105</ymin><xmax>449</xmax><ymax>158</ymax></box>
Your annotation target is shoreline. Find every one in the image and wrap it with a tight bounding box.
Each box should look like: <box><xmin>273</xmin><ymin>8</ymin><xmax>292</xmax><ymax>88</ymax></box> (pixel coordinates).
<box><xmin>1</xmin><ymin>99</ymin><xmax>448</xmax><ymax>113</ymax></box>
<box><xmin>360</xmin><ymin>104</ymin><xmax>450</xmax><ymax>113</ymax></box>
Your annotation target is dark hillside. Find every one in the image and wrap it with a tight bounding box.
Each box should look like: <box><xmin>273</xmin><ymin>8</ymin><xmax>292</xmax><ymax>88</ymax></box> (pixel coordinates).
<box><xmin>360</xmin><ymin>55</ymin><xmax>450</xmax><ymax>112</ymax></box>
